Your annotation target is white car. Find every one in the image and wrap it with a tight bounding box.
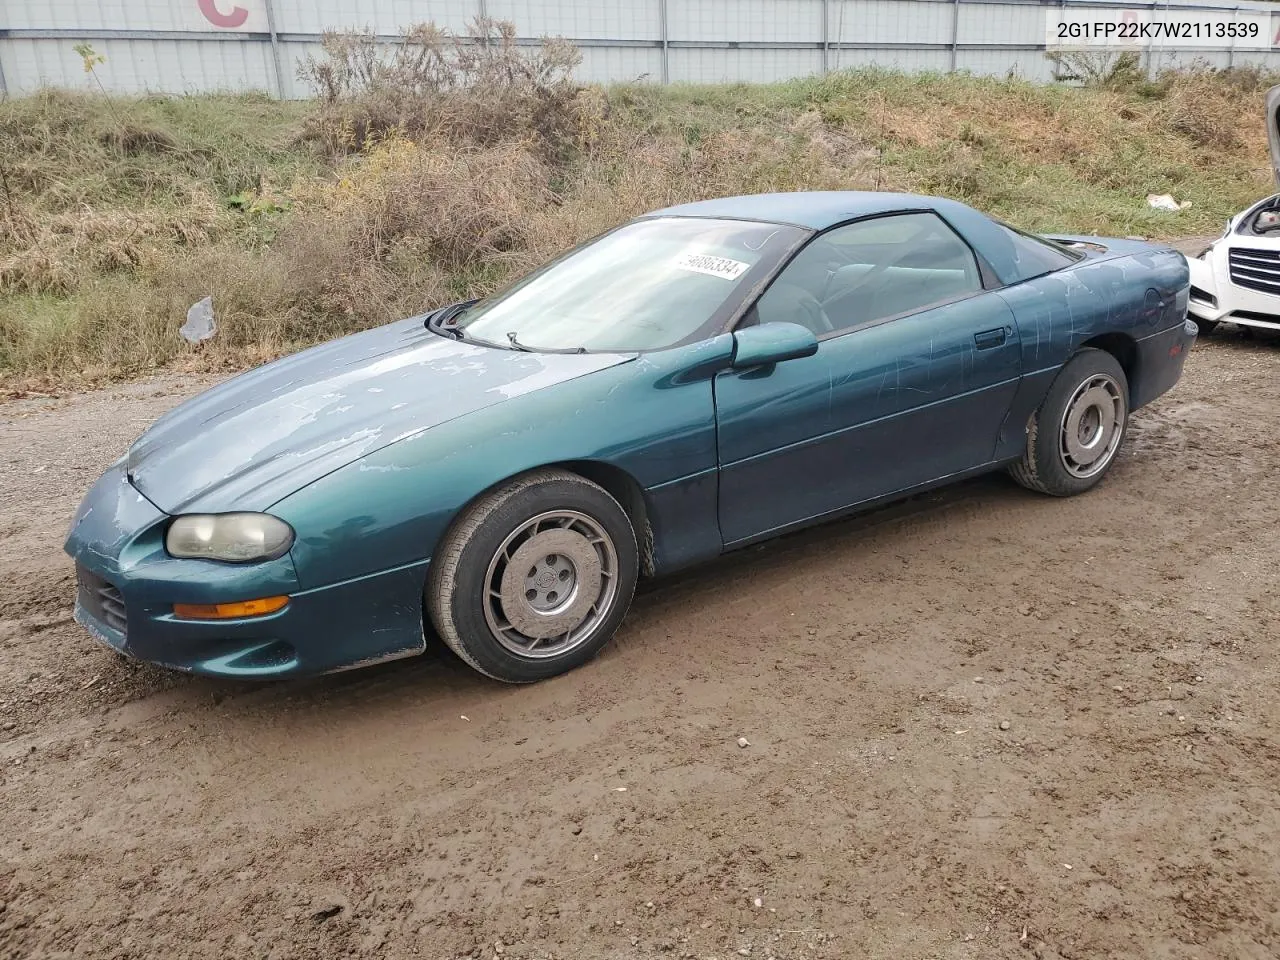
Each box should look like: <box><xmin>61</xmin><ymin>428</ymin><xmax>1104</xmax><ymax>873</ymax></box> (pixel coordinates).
<box><xmin>1188</xmin><ymin>86</ymin><xmax>1280</xmax><ymax>336</ymax></box>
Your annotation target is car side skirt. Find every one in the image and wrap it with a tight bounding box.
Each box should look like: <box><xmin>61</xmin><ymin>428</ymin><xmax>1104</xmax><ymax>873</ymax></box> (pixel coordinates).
<box><xmin>719</xmin><ymin>458</ymin><xmax>1017</xmax><ymax>552</ymax></box>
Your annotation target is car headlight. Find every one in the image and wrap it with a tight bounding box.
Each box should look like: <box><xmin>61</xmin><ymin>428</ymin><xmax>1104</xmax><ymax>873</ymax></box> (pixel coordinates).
<box><xmin>165</xmin><ymin>513</ymin><xmax>294</xmax><ymax>562</ymax></box>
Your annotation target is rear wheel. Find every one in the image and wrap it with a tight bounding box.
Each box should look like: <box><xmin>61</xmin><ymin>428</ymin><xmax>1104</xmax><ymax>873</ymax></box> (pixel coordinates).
<box><xmin>427</xmin><ymin>469</ymin><xmax>639</xmax><ymax>682</ymax></box>
<box><xmin>1009</xmin><ymin>348</ymin><xmax>1129</xmax><ymax>497</ymax></box>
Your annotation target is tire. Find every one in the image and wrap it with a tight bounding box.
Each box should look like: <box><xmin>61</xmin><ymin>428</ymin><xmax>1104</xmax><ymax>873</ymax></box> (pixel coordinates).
<box><xmin>1009</xmin><ymin>348</ymin><xmax>1129</xmax><ymax>498</ymax></box>
<box><xmin>1194</xmin><ymin>318</ymin><xmax>1217</xmax><ymax>337</ymax></box>
<box><xmin>427</xmin><ymin>468</ymin><xmax>639</xmax><ymax>683</ymax></box>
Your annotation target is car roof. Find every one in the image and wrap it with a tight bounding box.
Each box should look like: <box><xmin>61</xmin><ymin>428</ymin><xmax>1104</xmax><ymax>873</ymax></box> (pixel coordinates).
<box><xmin>639</xmin><ymin>191</ymin><xmax>1051</xmax><ymax>287</ymax></box>
<box><xmin>641</xmin><ymin>191</ymin><xmax>972</xmax><ymax>231</ymax></box>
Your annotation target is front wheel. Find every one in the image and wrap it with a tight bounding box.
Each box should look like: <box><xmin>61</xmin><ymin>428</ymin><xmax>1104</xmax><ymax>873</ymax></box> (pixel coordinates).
<box><xmin>1009</xmin><ymin>348</ymin><xmax>1129</xmax><ymax>497</ymax></box>
<box><xmin>1194</xmin><ymin>318</ymin><xmax>1217</xmax><ymax>337</ymax></box>
<box><xmin>427</xmin><ymin>469</ymin><xmax>639</xmax><ymax>682</ymax></box>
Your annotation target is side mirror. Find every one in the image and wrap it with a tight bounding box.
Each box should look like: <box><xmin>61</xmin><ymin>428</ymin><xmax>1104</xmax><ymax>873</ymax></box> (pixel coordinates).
<box><xmin>731</xmin><ymin>322</ymin><xmax>819</xmax><ymax>369</ymax></box>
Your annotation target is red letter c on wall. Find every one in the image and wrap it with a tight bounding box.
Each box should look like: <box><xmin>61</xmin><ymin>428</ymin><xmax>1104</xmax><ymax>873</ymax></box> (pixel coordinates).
<box><xmin>198</xmin><ymin>0</ymin><xmax>250</xmax><ymax>28</ymax></box>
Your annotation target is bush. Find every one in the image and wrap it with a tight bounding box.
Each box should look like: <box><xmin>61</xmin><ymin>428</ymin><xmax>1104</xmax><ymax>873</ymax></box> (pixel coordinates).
<box><xmin>272</xmin><ymin>136</ymin><xmax>555</xmax><ymax>323</ymax></box>
<box><xmin>298</xmin><ymin>18</ymin><xmax>602</xmax><ymax>161</ymax></box>
<box><xmin>1</xmin><ymin>66</ymin><xmax>1276</xmax><ymax>389</ymax></box>
<box><xmin>1048</xmin><ymin>51</ymin><xmax>1145</xmax><ymax>89</ymax></box>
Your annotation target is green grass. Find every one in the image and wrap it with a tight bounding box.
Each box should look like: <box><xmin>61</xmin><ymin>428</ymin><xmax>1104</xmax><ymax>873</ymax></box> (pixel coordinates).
<box><xmin>1</xmin><ymin>90</ymin><xmax>320</xmax><ymax>211</ymax></box>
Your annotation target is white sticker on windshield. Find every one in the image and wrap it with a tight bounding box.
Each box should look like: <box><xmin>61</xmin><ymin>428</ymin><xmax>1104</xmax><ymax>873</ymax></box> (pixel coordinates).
<box><xmin>673</xmin><ymin>252</ymin><xmax>751</xmax><ymax>281</ymax></box>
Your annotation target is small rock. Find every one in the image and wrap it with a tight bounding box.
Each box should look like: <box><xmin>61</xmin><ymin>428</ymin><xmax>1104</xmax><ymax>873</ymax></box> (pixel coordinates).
<box><xmin>999</xmin><ymin>720</ymin><xmax>1011</xmax><ymax>731</ymax></box>
<box><xmin>738</xmin><ymin>949</ymin><xmax>751</xmax><ymax>957</ymax></box>
<box><xmin>1194</xmin><ymin>675</ymin><xmax>1204</xmax><ymax>683</ymax></box>
<box><xmin>631</xmin><ymin>936</ymin><xmax>640</xmax><ymax>946</ymax></box>
<box><xmin>737</xmin><ymin>737</ymin><xmax>751</xmax><ymax>748</ymax></box>
<box><xmin>1113</xmin><ymin>685</ymin><xmax>1124</xmax><ymax>692</ymax></box>
<box><xmin>1017</xmin><ymin>603</ymin><xmax>1033</xmax><ymax>616</ymax></box>
<box><xmin>571</xmin><ymin>825</ymin><xmax>582</xmax><ymax>835</ymax></box>
<box><xmin>310</xmin><ymin>899</ymin><xmax>346</xmax><ymax>922</ymax></box>
<box><xmin>753</xmin><ymin>897</ymin><xmax>763</xmax><ymax>908</ymax></box>
<box><xmin>1</xmin><ymin>722</ymin><xmax>14</xmax><ymax>731</ymax></box>
<box><xmin>494</xmin><ymin>942</ymin><xmax>504</xmax><ymax>955</ymax></box>
<box><xmin>646</xmin><ymin>901</ymin><xmax>655</xmax><ymax>909</ymax></box>
<box><xmin>973</xmin><ymin>677</ymin><xmax>984</xmax><ymax>683</ymax></box>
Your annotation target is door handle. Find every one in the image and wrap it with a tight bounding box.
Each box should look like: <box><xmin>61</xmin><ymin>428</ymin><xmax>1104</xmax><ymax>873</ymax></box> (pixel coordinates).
<box><xmin>974</xmin><ymin>327</ymin><xmax>1007</xmax><ymax>350</ymax></box>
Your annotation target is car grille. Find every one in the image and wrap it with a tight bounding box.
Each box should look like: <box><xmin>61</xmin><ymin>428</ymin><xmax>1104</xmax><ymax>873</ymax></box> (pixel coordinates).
<box><xmin>1228</xmin><ymin>247</ymin><xmax>1280</xmax><ymax>296</ymax></box>
<box><xmin>77</xmin><ymin>566</ymin><xmax>127</xmax><ymax>636</ymax></box>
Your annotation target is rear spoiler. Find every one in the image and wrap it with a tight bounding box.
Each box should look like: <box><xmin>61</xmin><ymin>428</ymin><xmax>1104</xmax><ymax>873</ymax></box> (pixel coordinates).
<box><xmin>1043</xmin><ymin>236</ymin><xmax>1109</xmax><ymax>254</ymax></box>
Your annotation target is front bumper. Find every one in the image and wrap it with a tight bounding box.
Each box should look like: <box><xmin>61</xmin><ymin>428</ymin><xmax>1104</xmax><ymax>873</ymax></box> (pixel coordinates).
<box><xmin>1187</xmin><ymin>243</ymin><xmax>1280</xmax><ymax>330</ymax></box>
<box><xmin>64</xmin><ymin>464</ymin><xmax>428</xmax><ymax>677</ymax></box>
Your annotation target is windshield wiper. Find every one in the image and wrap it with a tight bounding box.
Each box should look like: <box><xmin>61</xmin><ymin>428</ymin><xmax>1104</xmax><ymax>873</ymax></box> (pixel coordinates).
<box><xmin>430</xmin><ymin>320</ymin><xmax>464</xmax><ymax>340</ymax></box>
<box><xmin>505</xmin><ymin>331</ymin><xmax>588</xmax><ymax>354</ymax></box>
<box><xmin>424</xmin><ymin>300</ymin><xmax>476</xmax><ymax>339</ymax></box>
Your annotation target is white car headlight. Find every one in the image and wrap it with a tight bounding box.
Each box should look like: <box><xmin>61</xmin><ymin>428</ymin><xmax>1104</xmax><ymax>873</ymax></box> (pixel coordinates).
<box><xmin>166</xmin><ymin>513</ymin><xmax>295</xmax><ymax>562</ymax></box>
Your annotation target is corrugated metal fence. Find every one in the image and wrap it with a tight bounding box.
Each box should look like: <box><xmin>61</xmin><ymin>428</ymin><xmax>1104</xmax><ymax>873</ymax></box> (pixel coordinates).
<box><xmin>3</xmin><ymin>0</ymin><xmax>1279</xmax><ymax>98</ymax></box>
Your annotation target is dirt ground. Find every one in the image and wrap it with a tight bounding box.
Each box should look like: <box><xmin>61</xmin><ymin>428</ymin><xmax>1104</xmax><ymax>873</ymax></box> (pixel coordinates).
<box><xmin>5</xmin><ymin>259</ymin><xmax>1280</xmax><ymax>959</ymax></box>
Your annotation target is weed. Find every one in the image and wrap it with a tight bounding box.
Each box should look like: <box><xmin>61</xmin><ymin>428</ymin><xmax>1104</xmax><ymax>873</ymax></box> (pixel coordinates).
<box><xmin>0</xmin><ymin>59</ymin><xmax>1276</xmax><ymax>387</ymax></box>
<box><xmin>298</xmin><ymin>19</ymin><xmax>599</xmax><ymax>162</ymax></box>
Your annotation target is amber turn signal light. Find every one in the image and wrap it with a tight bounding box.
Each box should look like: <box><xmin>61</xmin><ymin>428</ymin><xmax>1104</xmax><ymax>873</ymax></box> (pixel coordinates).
<box><xmin>173</xmin><ymin>595</ymin><xmax>289</xmax><ymax>620</ymax></box>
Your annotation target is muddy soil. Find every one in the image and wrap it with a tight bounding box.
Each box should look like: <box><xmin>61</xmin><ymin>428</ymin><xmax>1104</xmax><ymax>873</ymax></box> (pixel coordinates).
<box><xmin>3</xmin><ymin>262</ymin><xmax>1280</xmax><ymax>959</ymax></box>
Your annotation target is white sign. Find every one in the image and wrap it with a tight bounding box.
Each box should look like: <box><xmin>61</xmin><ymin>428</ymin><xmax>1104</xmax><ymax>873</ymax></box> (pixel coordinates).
<box><xmin>673</xmin><ymin>252</ymin><xmax>751</xmax><ymax>281</ymax></box>
<box><xmin>1046</xmin><ymin>9</ymin><xmax>1272</xmax><ymax>50</ymax></box>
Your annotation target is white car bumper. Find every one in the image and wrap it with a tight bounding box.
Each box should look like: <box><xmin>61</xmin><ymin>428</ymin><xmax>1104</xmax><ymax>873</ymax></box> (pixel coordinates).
<box><xmin>1188</xmin><ymin>238</ymin><xmax>1280</xmax><ymax>331</ymax></box>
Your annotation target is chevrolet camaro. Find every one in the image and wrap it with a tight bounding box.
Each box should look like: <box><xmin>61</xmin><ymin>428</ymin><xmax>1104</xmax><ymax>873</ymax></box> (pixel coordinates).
<box><xmin>65</xmin><ymin>192</ymin><xmax>1195</xmax><ymax>682</ymax></box>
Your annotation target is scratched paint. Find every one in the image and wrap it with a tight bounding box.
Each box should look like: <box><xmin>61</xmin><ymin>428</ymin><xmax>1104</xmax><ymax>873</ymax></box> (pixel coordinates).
<box><xmin>128</xmin><ymin>316</ymin><xmax>631</xmax><ymax>513</ymax></box>
<box><xmin>64</xmin><ymin>193</ymin><xmax>1193</xmax><ymax>679</ymax></box>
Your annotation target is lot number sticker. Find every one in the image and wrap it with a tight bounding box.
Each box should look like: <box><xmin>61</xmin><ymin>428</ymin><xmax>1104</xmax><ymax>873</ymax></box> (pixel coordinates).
<box><xmin>674</xmin><ymin>252</ymin><xmax>751</xmax><ymax>281</ymax></box>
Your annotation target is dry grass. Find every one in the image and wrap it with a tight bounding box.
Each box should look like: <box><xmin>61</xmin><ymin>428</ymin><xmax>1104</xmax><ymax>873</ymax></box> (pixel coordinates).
<box><xmin>298</xmin><ymin>18</ymin><xmax>601</xmax><ymax>162</ymax></box>
<box><xmin>1</xmin><ymin>50</ymin><xmax>1275</xmax><ymax>390</ymax></box>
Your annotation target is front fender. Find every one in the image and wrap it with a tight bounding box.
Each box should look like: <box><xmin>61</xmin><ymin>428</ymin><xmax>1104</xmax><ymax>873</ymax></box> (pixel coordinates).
<box><xmin>271</xmin><ymin>335</ymin><xmax>735</xmax><ymax>590</ymax></box>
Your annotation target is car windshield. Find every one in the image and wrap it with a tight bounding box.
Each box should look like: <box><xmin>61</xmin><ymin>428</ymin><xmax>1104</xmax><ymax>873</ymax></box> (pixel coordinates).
<box><xmin>452</xmin><ymin>217</ymin><xmax>806</xmax><ymax>352</ymax></box>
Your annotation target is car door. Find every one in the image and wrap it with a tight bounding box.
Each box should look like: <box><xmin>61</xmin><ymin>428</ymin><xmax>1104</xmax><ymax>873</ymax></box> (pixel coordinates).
<box><xmin>714</xmin><ymin>211</ymin><xmax>1022</xmax><ymax>545</ymax></box>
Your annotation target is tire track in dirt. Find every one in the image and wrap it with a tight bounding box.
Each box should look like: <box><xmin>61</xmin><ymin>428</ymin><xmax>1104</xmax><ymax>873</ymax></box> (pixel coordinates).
<box><xmin>5</xmin><ymin>293</ymin><xmax>1280</xmax><ymax>959</ymax></box>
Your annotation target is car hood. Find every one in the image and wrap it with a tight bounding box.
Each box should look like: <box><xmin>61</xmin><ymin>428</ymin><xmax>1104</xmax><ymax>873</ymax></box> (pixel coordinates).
<box><xmin>128</xmin><ymin>318</ymin><xmax>633</xmax><ymax>514</ymax></box>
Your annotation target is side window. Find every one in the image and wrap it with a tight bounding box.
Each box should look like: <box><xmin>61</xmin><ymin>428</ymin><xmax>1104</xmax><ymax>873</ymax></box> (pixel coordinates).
<box><xmin>753</xmin><ymin>212</ymin><xmax>983</xmax><ymax>337</ymax></box>
<box><xmin>994</xmin><ymin>221</ymin><xmax>1082</xmax><ymax>281</ymax></box>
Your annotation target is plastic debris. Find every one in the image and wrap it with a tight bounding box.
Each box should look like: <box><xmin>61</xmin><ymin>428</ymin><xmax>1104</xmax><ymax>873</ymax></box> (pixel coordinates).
<box><xmin>179</xmin><ymin>295</ymin><xmax>216</xmax><ymax>344</ymax></box>
<box><xmin>1146</xmin><ymin>193</ymin><xmax>1191</xmax><ymax>212</ymax></box>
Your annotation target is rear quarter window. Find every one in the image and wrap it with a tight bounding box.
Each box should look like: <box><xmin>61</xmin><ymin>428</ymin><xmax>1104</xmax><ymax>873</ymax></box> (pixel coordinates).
<box><xmin>997</xmin><ymin>222</ymin><xmax>1083</xmax><ymax>281</ymax></box>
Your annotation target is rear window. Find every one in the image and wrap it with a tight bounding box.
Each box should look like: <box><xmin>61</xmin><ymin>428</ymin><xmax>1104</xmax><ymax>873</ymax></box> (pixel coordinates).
<box><xmin>997</xmin><ymin>222</ymin><xmax>1082</xmax><ymax>280</ymax></box>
